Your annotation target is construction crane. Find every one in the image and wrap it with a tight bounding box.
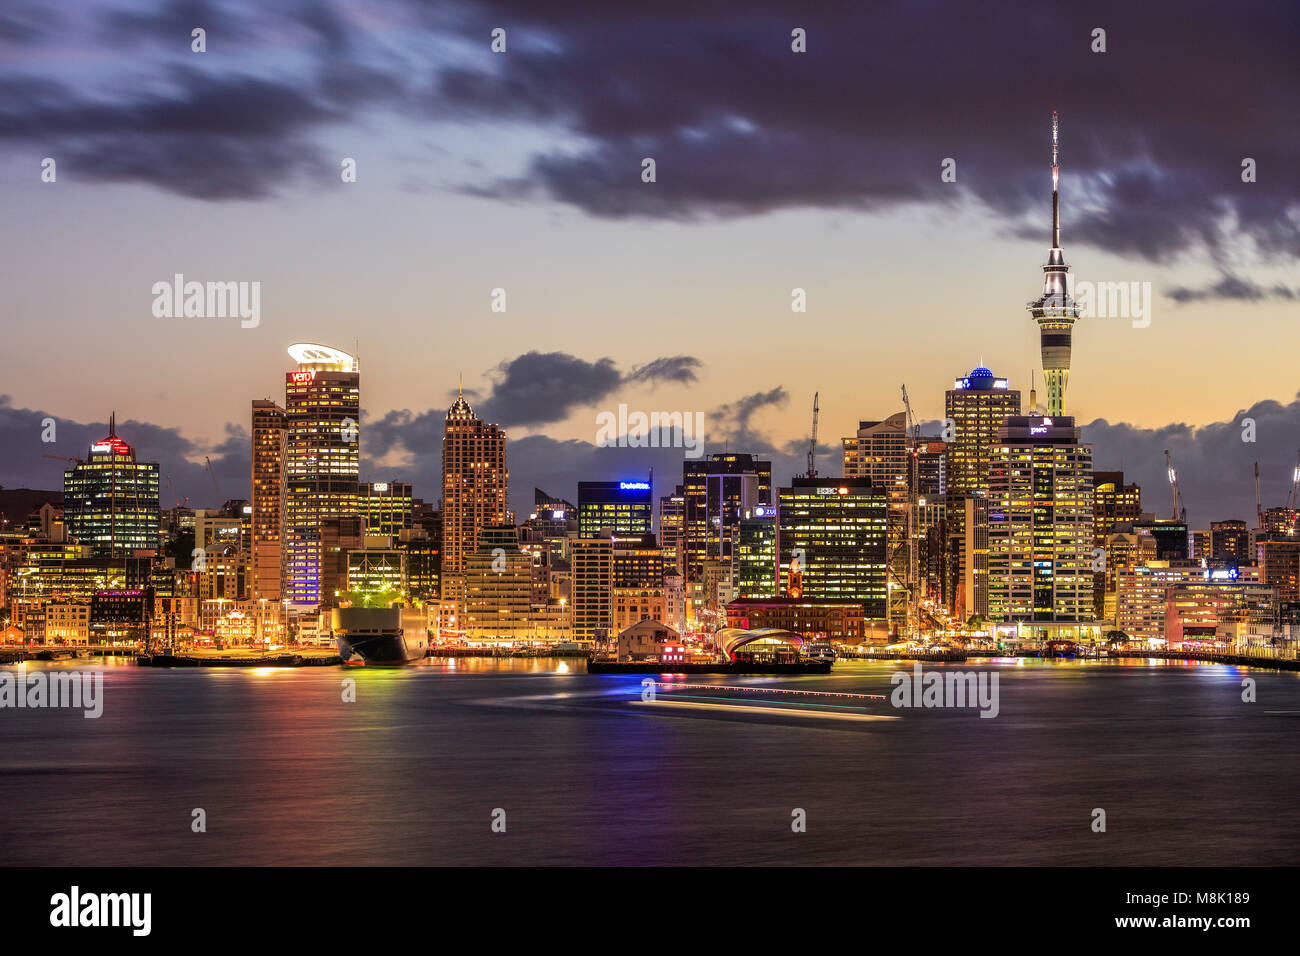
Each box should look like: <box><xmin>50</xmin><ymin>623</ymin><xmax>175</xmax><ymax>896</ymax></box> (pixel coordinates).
<box><xmin>204</xmin><ymin>456</ymin><xmax>221</xmax><ymax>502</ymax></box>
<box><xmin>43</xmin><ymin>453</ymin><xmax>82</xmax><ymax>467</ymax></box>
<box><xmin>1164</xmin><ymin>449</ymin><xmax>1186</xmax><ymax>522</ymax></box>
<box><xmin>805</xmin><ymin>392</ymin><xmax>820</xmax><ymax>478</ymax></box>
<box><xmin>1255</xmin><ymin>462</ymin><xmax>1262</xmax><ymax>529</ymax></box>
<box><xmin>1289</xmin><ymin>449</ymin><xmax>1300</xmax><ymax>510</ymax></box>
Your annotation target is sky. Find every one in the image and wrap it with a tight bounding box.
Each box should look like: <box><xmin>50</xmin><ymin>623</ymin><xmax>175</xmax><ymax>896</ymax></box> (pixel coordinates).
<box><xmin>1</xmin><ymin>0</ymin><xmax>1298</xmax><ymax>525</ymax></box>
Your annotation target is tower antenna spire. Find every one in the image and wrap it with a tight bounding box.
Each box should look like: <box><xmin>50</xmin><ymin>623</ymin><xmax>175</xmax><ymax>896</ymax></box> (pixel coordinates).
<box><xmin>1051</xmin><ymin>110</ymin><xmax>1061</xmax><ymax>249</ymax></box>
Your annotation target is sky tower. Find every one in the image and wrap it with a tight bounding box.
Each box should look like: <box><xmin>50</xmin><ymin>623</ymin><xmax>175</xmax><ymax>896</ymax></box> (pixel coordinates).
<box><xmin>1027</xmin><ymin>111</ymin><xmax>1081</xmax><ymax>417</ymax></box>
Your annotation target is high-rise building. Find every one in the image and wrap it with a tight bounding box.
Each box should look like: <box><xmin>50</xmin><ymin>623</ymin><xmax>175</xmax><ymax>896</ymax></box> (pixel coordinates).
<box><xmin>1092</xmin><ymin>472</ymin><xmax>1142</xmax><ymax>543</ymax></box>
<box><xmin>570</xmin><ymin>537</ymin><xmax>614</xmax><ymax>642</ymax></box>
<box><xmin>732</xmin><ymin>506</ymin><xmax>778</xmax><ymax>598</ymax></box>
<box><xmin>612</xmin><ymin>535</ymin><xmax>666</xmax><ymax>631</ymax></box>
<box><xmin>464</xmin><ymin>525</ymin><xmax>532</xmax><ymax>641</ymax></box>
<box><xmin>683</xmin><ymin>454</ymin><xmax>771</xmax><ymax>579</ymax></box>
<box><xmin>1027</xmin><ymin>111</ymin><xmax>1082</xmax><ymax>418</ymax></box>
<box><xmin>842</xmin><ymin>414</ymin><xmax>907</xmax><ymax>487</ymax></box>
<box><xmin>944</xmin><ymin>368</ymin><xmax>1021</xmax><ymax>616</ymax></box>
<box><xmin>657</xmin><ymin>485</ymin><xmax>686</xmax><ymax>575</ymax></box>
<box><xmin>441</xmin><ymin>390</ymin><xmax>508</xmax><ymax>585</ymax></box>
<box><xmin>987</xmin><ymin>415</ymin><xmax>1095</xmax><ymax>635</ymax></box>
<box><xmin>250</xmin><ymin>400</ymin><xmax>285</xmax><ymax>602</ymax></box>
<box><xmin>283</xmin><ymin>344</ymin><xmax>360</xmax><ymax>609</ymax></box>
<box><xmin>359</xmin><ymin>481</ymin><xmax>413</xmax><ymax>537</ymax></box>
<box><xmin>1210</xmin><ymin>520</ymin><xmax>1251</xmax><ymax>567</ymax></box>
<box><xmin>776</xmin><ymin>477</ymin><xmax>888</xmax><ymax>618</ymax></box>
<box><xmin>63</xmin><ymin>414</ymin><xmax>160</xmax><ymax>557</ymax></box>
<box><xmin>577</xmin><ymin>479</ymin><xmax>653</xmax><ymax>538</ymax></box>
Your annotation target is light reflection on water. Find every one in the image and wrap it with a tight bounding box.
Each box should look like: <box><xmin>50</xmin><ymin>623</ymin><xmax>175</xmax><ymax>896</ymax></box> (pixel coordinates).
<box><xmin>1</xmin><ymin>657</ymin><xmax>1297</xmax><ymax>866</ymax></box>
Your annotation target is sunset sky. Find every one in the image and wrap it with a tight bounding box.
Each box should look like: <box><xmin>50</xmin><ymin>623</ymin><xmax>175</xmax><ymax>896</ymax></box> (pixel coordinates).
<box><xmin>1</xmin><ymin>0</ymin><xmax>1298</xmax><ymax>524</ymax></box>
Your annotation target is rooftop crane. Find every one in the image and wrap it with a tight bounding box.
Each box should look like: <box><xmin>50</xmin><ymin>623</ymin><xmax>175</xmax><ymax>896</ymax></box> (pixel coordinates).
<box><xmin>42</xmin><ymin>453</ymin><xmax>83</xmax><ymax>467</ymax></box>
<box><xmin>1164</xmin><ymin>449</ymin><xmax>1186</xmax><ymax>522</ymax></box>
<box><xmin>805</xmin><ymin>392</ymin><xmax>820</xmax><ymax>478</ymax></box>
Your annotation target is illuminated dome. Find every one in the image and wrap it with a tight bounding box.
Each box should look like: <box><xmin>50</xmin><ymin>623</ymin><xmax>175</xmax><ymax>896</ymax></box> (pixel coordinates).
<box><xmin>969</xmin><ymin>367</ymin><xmax>994</xmax><ymax>379</ymax></box>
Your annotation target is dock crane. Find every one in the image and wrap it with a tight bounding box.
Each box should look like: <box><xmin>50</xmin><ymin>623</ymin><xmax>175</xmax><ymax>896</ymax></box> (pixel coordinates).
<box><xmin>1164</xmin><ymin>450</ymin><xmax>1186</xmax><ymax>522</ymax></box>
<box><xmin>805</xmin><ymin>392</ymin><xmax>820</xmax><ymax>478</ymax></box>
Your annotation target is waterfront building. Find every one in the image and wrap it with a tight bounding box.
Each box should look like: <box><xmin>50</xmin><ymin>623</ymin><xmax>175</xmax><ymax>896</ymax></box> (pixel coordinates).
<box><xmin>776</xmin><ymin>477</ymin><xmax>888</xmax><ymax>619</ymax></box>
<box><xmin>986</xmin><ymin>415</ymin><xmax>1095</xmax><ymax>635</ymax></box>
<box><xmin>62</xmin><ymin>415</ymin><xmax>160</xmax><ymax>557</ymax></box>
<box><xmin>462</xmin><ymin>525</ymin><xmax>533</xmax><ymax>641</ymax></box>
<box><xmin>346</xmin><ymin>545</ymin><xmax>407</xmax><ymax>599</ymax></box>
<box><xmin>1116</xmin><ymin>560</ymin><xmax>1266</xmax><ymax>643</ymax></box>
<box><xmin>612</xmin><ymin>535</ymin><xmax>666</xmax><ymax>632</ymax></box>
<box><xmin>249</xmin><ymin>399</ymin><xmax>285</xmax><ymax>603</ymax></box>
<box><xmin>283</xmin><ymin>344</ymin><xmax>360</xmax><ymax>609</ymax></box>
<box><xmin>442</xmin><ymin>389</ymin><xmax>509</xmax><ymax>584</ymax></box>
<box><xmin>944</xmin><ymin>368</ymin><xmax>1021</xmax><ymax>617</ymax></box>
<box><xmin>724</xmin><ymin>597</ymin><xmax>872</xmax><ymax>644</ymax></box>
<box><xmin>683</xmin><ymin>454</ymin><xmax>771</xmax><ymax>580</ymax></box>
<box><xmin>570</xmin><ymin>536</ymin><xmax>614</xmax><ymax>642</ymax></box>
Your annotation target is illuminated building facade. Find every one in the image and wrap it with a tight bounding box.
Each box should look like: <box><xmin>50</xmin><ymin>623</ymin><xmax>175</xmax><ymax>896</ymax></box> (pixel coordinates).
<box><xmin>62</xmin><ymin>415</ymin><xmax>160</xmax><ymax>557</ymax></box>
<box><xmin>657</xmin><ymin>486</ymin><xmax>686</xmax><ymax>575</ymax></box>
<box><xmin>776</xmin><ymin>477</ymin><xmax>887</xmax><ymax>618</ymax></box>
<box><xmin>250</xmin><ymin>399</ymin><xmax>285</xmax><ymax>602</ymax></box>
<box><xmin>283</xmin><ymin>344</ymin><xmax>360</xmax><ymax>609</ymax></box>
<box><xmin>945</xmin><ymin>368</ymin><xmax>1021</xmax><ymax>616</ymax></box>
<box><xmin>684</xmin><ymin>454</ymin><xmax>772</xmax><ymax>579</ymax></box>
<box><xmin>732</xmin><ymin>507</ymin><xmax>778</xmax><ymax>598</ymax></box>
<box><xmin>359</xmin><ymin>481</ymin><xmax>413</xmax><ymax>537</ymax></box>
<box><xmin>441</xmin><ymin>391</ymin><xmax>508</xmax><ymax>587</ymax></box>
<box><xmin>346</xmin><ymin>548</ymin><xmax>407</xmax><ymax>599</ymax></box>
<box><xmin>577</xmin><ymin>479</ymin><xmax>653</xmax><ymax>538</ymax></box>
<box><xmin>570</xmin><ymin>537</ymin><xmax>613</xmax><ymax>641</ymax></box>
<box><xmin>987</xmin><ymin>415</ymin><xmax>1095</xmax><ymax>631</ymax></box>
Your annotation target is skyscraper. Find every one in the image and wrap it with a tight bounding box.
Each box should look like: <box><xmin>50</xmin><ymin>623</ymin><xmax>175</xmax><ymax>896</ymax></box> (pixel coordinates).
<box><xmin>987</xmin><ymin>415</ymin><xmax>1095</xmax><ymax>635</ymax></box>
<box><xmin>1028</xmin><ymin>111</ymin><xmax>1081</xmax><ymax>417</ymax></box>
<box><xmin>944</xmin><ymin>368</ymin><xmax>1021</xmax><ymax>616</ymax></box>
<box><xmin>683</xmin><ymin>453</ymin><xmax>771</xmax><ymax>579</ymax></box>
<box><xmin>283</xmin><ymin>343</ymin><xmax>360</xmax><ymax>609</ymax></box>
<box><xmin>63</xmin><ymin>414</ymin><xmax>160</xmax><ymax>557</ymax></box>
<box><xmin>776</xmin><ymin>477</ymin><xmax>888</xmax><ymax>618</ymax></box>
<box><xmin>250</xmin><ymin>399</ymin><xmax>285</xmax><ymax>602</ymax></box>
<box><xmin>441</xmin><ymin>390</ymin><xmax>509</xmax><ymax>601</ymax></box>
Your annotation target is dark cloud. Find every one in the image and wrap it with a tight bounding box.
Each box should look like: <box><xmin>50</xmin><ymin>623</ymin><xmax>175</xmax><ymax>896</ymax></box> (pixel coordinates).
<box><xmin>478</xmin><ymin>351</ymin><xmax>622</xmax><ymax>427</ymax></box>
<box><xmin>433</xmin><ymin>0</ymin><xmax>1300</xmax><ymax>266</ymax></box>
<box><xmin>1166</xmin><ymin>273</ymin><xmax>1299</xmax><ymax>304</ymax></box>
<box><xmin>711</xmin><ymin>386</ymin><xmax>789</xmax><ymax>452</ymax></box>
<box><xmin>625</xmin><ymin>355</ymin><xmax>702</xmax><ymax>386</ymax></box>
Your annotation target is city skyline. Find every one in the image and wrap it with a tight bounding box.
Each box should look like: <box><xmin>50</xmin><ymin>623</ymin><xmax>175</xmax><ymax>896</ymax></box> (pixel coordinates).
<box><xmin>3</xmin><ymin>0</ymin><xmax>1300</xmax><ymax>526</ymax></box>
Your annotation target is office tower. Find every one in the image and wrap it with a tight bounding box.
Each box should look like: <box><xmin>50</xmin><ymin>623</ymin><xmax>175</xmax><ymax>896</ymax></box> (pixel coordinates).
<box><xmin>1257</xmin><ymin>538</ymin><xmax>1300</xmax><ymax>602</ymax></box>
<box><xmin>1028</xmin><ymin>111</ymin><xmax>1082</xmax><ymax>417</ymax></box>
<box><xmin>657</xmin><ymin>485</ymin><xmax>686</xmax><ymax>574</ymax></box>
<box><xmin>1210</xmin><ymin>520</ymin><xmax>1251</xmax><ymax>566</ymax></box>
<box><xmin>776</xmin><ymin>477</ymin><xmax>888</xmax><ymax>618</ymax></box>
<box><xmin>1092</xmin><ymin>471</ymin><xmax>1142</xmax><ymax>542</ymax></box>
<box><xmin>570</xmin><ymin>537</ymin><xmax>614</xmax><ymax>641</ymax></box>
<box><xmin>987</xmin><ymin>415</ymin><xmax>1095</xmax><ymax>635</ymax></box>
<box><xmin>526</xmin><ymin>488</ymin><xmax>576</xmax><ymax>539</ymax></box>
<box><xmin>842</xmin><ymin>413</ymin><xmax>907</xmax><ymax>486</ymax></box>
<box><xmin>63</xmin><ymin>414</ymin><xmax>161</xmax><ymax>557</ymax></box>
<box><xmin>283</xmin><ymin>344</ymin><xmax>360</xmax><ymax>609</ymax></box>
<box><xmin>577</xmin><ymin>479</ymin><xmax>653</xmax><ymax>538</ymax></box>
<box><xmin>400</xmin><ymin>512</ymin><xmax>442</xmax><ymax>602</ymax></box>
<box><xmin>320</xmin><ymin>515</ymin><xmax>364</xmax><ymax>602</ymax></box>
<box><xmin>612</xmin><ymin>535</ymin><xmax>666</xmax><ymax>631</ymax></box>
<box><xmin>250</xmin><ymin>400</ymin><xmax>285</xmax><ymax>602</ymax></box>
<box><xmin>683</xmin><ymin>454</ymin><xmax>772</xmax><ymax>579</ymax></box>
<box><xmin>944</xmin><ymin>368</ymin><xmax>1021</xmax><ymax>616</ymax></box>
<box><xmin>1091</xmin><ymin>470</ymin><xmax>1142</xmax><ymax>618</ymax></box>
<box><xmin>1133</xmin><ymin>518</ymin><xmax>1190</xmax><ymax>561</ymax></box>
<box><xmin>464</xmin><ymin>525</ymin><xmax>532</xmax><ymax>641</ymax></box>
<box><xmin>441</xmin><ymin>390</ymin><xmax>509</xmax><ymax>581</ymax></box>
<box><xmin>358</xmin><ymin>481</ymin><xmax>413</xmax><ymax>537</ymax></box>
<box><xmin>914</xmin><ymin>438</ymin><xmax>947</xmax><ymax>496</ymax></box>
<box><xmin>732</xmin><ymin>506</ymin><xmax>778</xmax><ymax>598</ymax></box>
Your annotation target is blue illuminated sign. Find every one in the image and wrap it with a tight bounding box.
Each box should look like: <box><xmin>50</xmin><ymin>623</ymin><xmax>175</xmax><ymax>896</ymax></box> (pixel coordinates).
<box><xmin>619</xmin><ymin>481</ymin><xmax>650</xmax><ymax>490</ymax></box>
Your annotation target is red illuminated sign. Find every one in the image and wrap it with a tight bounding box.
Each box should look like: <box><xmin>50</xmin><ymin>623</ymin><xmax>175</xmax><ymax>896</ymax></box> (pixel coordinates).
<box><xmin>288</xmin><ymin>370</ymin><xmax>316</xmax><ymax>384</ymax></box>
